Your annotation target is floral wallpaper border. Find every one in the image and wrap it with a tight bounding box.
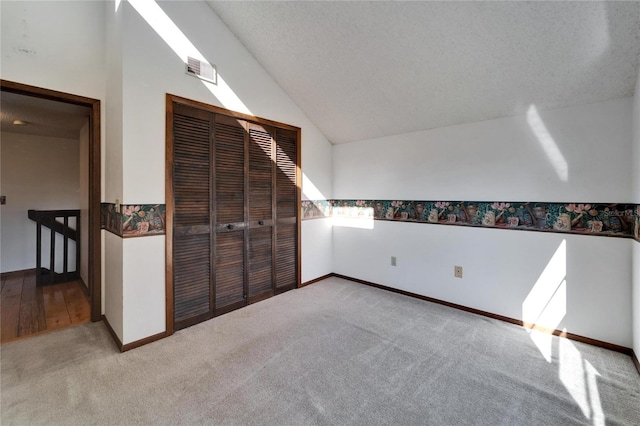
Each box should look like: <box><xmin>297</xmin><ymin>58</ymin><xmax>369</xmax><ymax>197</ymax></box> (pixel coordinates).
<box><xmin>101</xmin><ymin>203</ymin><xmax>166</xmax><ymax>238</ymax></box>
<box><xmin>303</xmin><ymin>199</ymin><xmax>640</xmax><ymax>241</ymax></box>
<box><xmin>100</xmin><ymin>200</ymin><xmax>640</xmax><ymax>241</ymax></box>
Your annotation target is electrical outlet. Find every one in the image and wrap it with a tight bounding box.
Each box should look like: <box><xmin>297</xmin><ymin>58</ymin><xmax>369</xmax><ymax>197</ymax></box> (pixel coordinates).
<box><xmin>454</xmin><ymin>265</ymin><xmax>463</xmax><ymax>278</ymax></box>
<box><xmin>391</xmin><ymin>256</ymin><xmax>397</xmax><ymax>267</ymax></box>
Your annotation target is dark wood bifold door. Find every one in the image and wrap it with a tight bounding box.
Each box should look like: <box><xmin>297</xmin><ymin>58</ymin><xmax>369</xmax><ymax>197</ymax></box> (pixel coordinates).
<box><xmin>246</xmin><ymin>123</ymin><xmax>274</xmax><ymax>302</ymax></box>
<box><xmin>274</xmin><ymin>128</ymin><xmax>298</xmax><ymax>293</ymax></box>
<box><xmin>212</xmin><ymin>114</ymin><xmax>246</xmax><ymax>316</ymax></box>
<box><xmin>172</xmin><ymin>105</ymin><xmax>213</xmax><ymax>329</ymax></box>
<box><xmin>169</xmin><ymin>99</ymin><xmax>300</xmax><ymax>331</ymax></box>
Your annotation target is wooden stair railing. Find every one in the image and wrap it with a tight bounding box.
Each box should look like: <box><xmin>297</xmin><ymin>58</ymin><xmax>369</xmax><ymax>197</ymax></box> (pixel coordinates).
<box><xmin>28</xmin><ymin>210</ymin><xmax>80</xmax><ymax>285</ymax></box>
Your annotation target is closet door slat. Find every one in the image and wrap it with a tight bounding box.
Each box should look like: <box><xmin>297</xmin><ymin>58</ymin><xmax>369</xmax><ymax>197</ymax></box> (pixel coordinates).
<box><xmin>213</xmin><ymin>114</ymin><xmax>247</xmax><ymax>314</ymax></box>
<box><xmin>214</xmin><ymin>232</ymin><xmax>245</xmax><ymax>313</ymax></box>
<box><xmin>215</xmin><ymin>115</ymin><xmax>246</xmax><ymax>226</ymax></box>
<box><xmin>274</xmin><ymin>128</ymin><xmax>298</xmax><ymax>291</ymax></box>
<box><xmin>172</xmin><ymin>109</ymin><xmax>212</xmax><ymax>329</ymax></box>
<box><xmin>247</xmin><ymin>123</ymin><xmax>274</xmax><ymax>300</ymax></box>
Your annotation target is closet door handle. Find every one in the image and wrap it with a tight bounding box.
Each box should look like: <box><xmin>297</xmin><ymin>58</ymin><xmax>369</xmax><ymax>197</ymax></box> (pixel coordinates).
<box><xmin>258</xmin><ymin>220</ymin><xmax>264</xmax><ymax>226</ymax></box>
<box><xmin>227</xmin><ymin>224</ymin><xmax>234</xmax><ymax>230</ymax></box>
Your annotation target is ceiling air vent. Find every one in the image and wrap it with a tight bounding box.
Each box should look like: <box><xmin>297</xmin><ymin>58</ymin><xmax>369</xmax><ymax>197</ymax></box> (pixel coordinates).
<box><xmin>186</xmin><ymin>56</ymin><xmax>217</xmax><ymax>85</ymax></box>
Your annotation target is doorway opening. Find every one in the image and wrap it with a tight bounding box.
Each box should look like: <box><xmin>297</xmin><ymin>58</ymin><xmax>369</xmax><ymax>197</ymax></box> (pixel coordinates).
<box><xmin>0</xmin><ymin>80</ymin><xmax>101</xmax><ymax>344</ymax></box>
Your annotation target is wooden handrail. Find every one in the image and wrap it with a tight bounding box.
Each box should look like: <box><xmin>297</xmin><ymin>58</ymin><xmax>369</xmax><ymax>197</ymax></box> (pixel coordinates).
<box><xmin>28</xmin><ymin>210</ymin><xmax>79</xmax><ymax>240</ymax></box>
<box><xmin>27</xmin><ymin>209</ymin><xmax>80</xmax><ymax>285</ymax></box>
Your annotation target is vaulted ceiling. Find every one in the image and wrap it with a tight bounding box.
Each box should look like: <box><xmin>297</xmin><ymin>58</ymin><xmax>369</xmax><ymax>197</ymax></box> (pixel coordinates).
<box><xmin>208</xmin><ymin>1</ymin><xmax>640</xmax><ymax>144</ymax></box>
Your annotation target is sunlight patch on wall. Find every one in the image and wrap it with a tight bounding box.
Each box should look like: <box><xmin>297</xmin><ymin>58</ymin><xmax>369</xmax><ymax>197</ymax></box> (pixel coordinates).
<box><xmin>302</xmin><ymin>173</ymin><xmax>326</xmax><ymax>201</ymax></box>
<box><xmin>527</xmin><ymin>105</ymin><xmax>568</xmax><ymax>182</ymax></box>
<box><xmin>522</xmin><ymin>239</ymin><xmax>567</xmax><ymax>361</ymax></box>
<box><xmin>332</xmin><ymin>207</ymin><xmax>374</xmax><ymax>229</ymax></box>
<box><xmin>128</xmin><ymin>0</ymin><xmax>251</xmax><ymax>115</ymax></box>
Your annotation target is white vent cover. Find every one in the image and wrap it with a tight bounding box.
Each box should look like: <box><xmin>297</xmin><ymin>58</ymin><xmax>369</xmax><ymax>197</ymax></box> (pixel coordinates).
<box><xmin>186</xmin><ymin>56</ymin><xmax>217</xmax><ymax>85</ymax></box>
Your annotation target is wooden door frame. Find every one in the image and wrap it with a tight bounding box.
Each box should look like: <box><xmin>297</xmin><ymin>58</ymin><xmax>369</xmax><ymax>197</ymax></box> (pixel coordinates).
<box><xmin>165</xmin><ymin>94</ymin><xmax>301</xmax><ymax>336</ymax></box>
<box><xmin>1</xmin><ymin>80</ymin><xmax>102</xmax><ymax>322</ymax></box>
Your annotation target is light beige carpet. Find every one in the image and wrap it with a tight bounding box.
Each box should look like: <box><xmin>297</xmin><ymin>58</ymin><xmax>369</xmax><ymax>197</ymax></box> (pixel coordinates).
<box><xmin>1</xmin><ymin>277</ymin><xmax>639</xmax><ymax>425</ymax></box>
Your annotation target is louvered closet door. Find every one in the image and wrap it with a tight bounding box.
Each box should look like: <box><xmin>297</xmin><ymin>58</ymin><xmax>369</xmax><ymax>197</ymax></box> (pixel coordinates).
<box><xmin>274</xmin><ymin>128</ymin><xmax>298</xmax><ymax>292</ymax></box>
<box><xmin>247</xmin><ymin>123</ymin><xmax>274</xmax><ymax>302</ymax></box>
<box><xmin>172</xmin><ymin>105</ymin><xmax>213</xmax><ymax>330</ymax></box>
<box><xmin>170</xmin><ymin>96</ymin><xmax>300</xmax><ymax>331</ymax></box>
<box><xmin>213</xmin><ymin>114</ymin><xmax>247</xmax><ymax>315</ymax></box>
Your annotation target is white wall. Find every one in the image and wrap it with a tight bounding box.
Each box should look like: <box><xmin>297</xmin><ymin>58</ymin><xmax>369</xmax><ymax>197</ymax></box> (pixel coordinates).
<box><xmin>632</xmin><ymin>66</ymin><xmax>640</xmax><ymax>358</ymax></box>
<box><xmin>105</xmin><ymin>0</ymin><xmax>124</xmax><ymax>205</ymax></box>
<box><xmin>110</xmin><ymin>1</ymin><xmax>332</xmax><ymax>343</ymax></box>
<box><xmin>334</xmin><ymin>222</ymin><xmax>631</xmax><ymax>346</ymax></box>
<box><xmin>122</xmin><ymin>236</ymin><xmax>165</xmax><ymax>343</ymax></box>
<box><xmin>104</xmin><ymin>231</ymin><xmax>123</xmax><ymax>342</ymax></box>
<box><xmin>103</xmin><ymin>0</ymin><xmax>125</xmax><ymax>324</ymax></box>
<box><xmin>334</xmin><ymin>98</ymin><xmax>632</xmax><ymax>202</ymax></box>
<box><xmin>302</xmin><ymin>218</ymin><xmax>333</xmax><ymax>282</ymax></box>
<box><xmin>333</xmin><ymin>99</ymin><xmax>634</xmax><ymax>347</ymax></box>
<box><xmin>0</xmin><ymin>132</ymin><xmax>80</xmax><ymax>274</ymax></box>
<box><xmin>1</xmin><ymin>1</ymin><xmax>105</xmax><ymax>101</ymax></box>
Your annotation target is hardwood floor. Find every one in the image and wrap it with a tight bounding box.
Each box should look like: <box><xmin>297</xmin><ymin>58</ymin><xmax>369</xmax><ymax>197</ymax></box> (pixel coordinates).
<box><xmin>1</xmin><ymin>270</ymin><xmax>90</xmax><ymax>345</ymax></box>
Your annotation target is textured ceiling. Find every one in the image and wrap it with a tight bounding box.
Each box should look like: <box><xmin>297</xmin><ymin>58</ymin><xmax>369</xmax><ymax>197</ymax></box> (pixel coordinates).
<box><xmin>208</xmin><ymin>1</ymin><xmax>640</xmax><ymax>144</ymax></box>
<box><xmin>0</xmin><ymin>92</ymin><xmax>90</xmax><ymax>139</ymax></box>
